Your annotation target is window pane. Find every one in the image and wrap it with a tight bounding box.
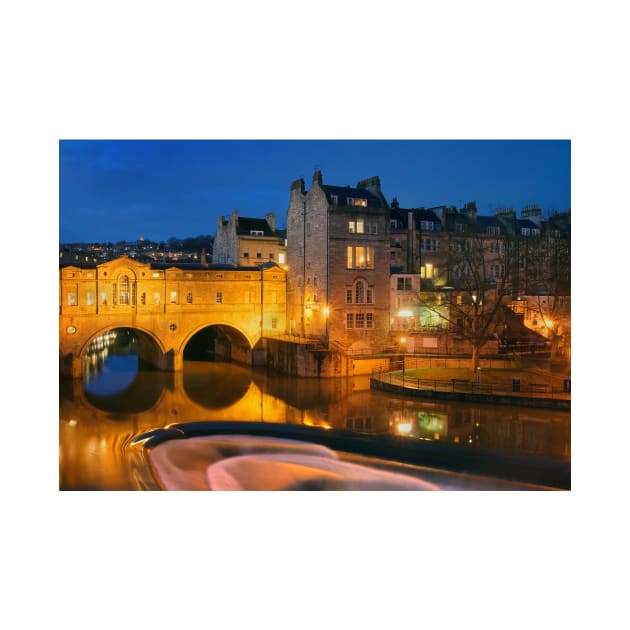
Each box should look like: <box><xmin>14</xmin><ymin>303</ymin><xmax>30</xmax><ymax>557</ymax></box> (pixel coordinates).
<box><xmin>356</xmin><ymin>247</ymin><xmax>365</xmax><ymax>268</ymax></box>
<box><xmin>119</xmin><ymin>275</ymin><xmax>130</xmax><ymax>305</ymax></box>
<box><xmin>355</xmin><ymin>282</ymin><xmax>364</xmax><ymax>304</ymax></box>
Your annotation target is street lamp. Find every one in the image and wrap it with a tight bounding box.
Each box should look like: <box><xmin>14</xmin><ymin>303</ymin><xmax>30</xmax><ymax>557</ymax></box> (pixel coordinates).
<box><xmin>322</xmin><ymin>306</ymin><xmax>330</xmax><ymax>344</ymax></box>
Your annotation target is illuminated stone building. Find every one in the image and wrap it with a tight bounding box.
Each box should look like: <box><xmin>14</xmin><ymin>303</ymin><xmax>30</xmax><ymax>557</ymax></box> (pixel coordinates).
<box><xmin>285</xmin><ymin>171</ymin><xmax>391</xmax><ymax>354</ymax></box>
<box><xmin>212</xmin><ymin>210</ymin><xmax>286</xmax><ymax>267</ymax></box>
<box><xmin>59</xmin><ymin>255</ymin><xmax>286</xmax><ymax>378</ymax></box>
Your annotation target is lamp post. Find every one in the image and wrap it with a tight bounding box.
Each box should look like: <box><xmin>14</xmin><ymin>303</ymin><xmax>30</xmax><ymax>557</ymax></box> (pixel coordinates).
<box><xmin>400</xmin><ymin>336</ymin><xmax>407</xmax><ymax>385</ymax></box>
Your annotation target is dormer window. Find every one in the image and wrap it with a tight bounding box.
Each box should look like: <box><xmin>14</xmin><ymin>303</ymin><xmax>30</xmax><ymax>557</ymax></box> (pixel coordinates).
<box><xmin>331</xmin><ymin>195</ymin><xmax>338</xmax><ymax>204</ymax></box>
<box><xmin>521</xmin><ymin>227</ymin><xmax>531</xmax><ymax>236</ymax></box>
<box><xmin>420</xmin><ymin>220</ymin><xmax>434</xmax><ymax>231</ymax></box>
<box><xmin>348</xmin><ymin>198</ymin><xmax>367</xmax><ymax>207</ymax></box>
<box><xmin>486</xmin><ymin>226</ymin><xmax>500</xmax><ymax>235</ymax></box>
<box><xmin>250</xmin><ymin>230</ymin><xmax>264</xmax><ymax>236</ymax></box>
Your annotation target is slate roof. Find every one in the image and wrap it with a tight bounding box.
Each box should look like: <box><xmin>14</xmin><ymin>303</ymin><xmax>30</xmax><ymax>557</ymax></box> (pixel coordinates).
<box><xmin>321</xmin><ymin>184</ymin><xmax>385</xmax><ymax>208</ymax></box>
<box><xmin>235</xmin><ymin>216</ymin><xmax>276</xmax><ymax>236</ymax></box>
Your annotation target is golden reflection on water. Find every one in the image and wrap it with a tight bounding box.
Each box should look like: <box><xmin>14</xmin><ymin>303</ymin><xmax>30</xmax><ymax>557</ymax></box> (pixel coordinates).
<box><xmin>59</xmin><ymin>360</ymin><xmax>570</xmax><ymax>490</ymax></box>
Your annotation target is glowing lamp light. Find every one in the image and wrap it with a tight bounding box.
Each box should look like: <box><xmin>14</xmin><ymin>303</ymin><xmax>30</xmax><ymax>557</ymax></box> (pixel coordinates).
<box><xmin>400</xmin><ymin>336</ymin><xmax>407</xmax><ymax>345</ymax></box>
<box><xmin>396</xmin><ymin>423</ymin><xmax>412</xmax><ymax>434</ymax></box>
<box><xmin>322</xmin><ymin>306</ymin><xmax>330</xmax><ymax>316</ymax></box>
<box><xmin>545</xmin><ymin>320</ymin><xmax>554</xmax><ymax>328</ymax></box>
<box><xmin>398</xmin><ymin>310</ymin><xmax>413</xmax><ymax>317</ymax></box>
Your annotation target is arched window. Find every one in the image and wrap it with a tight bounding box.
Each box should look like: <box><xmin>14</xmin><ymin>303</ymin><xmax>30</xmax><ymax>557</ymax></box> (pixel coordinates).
<box><xmin>118</xmin><ymin>275</ymin><xmax>130</xmax><ymax>305</ymax></box>
<box><xmin>355</xmin><ymin>280</ymin><xmax>365</xmax><ymax>304</ymax></box>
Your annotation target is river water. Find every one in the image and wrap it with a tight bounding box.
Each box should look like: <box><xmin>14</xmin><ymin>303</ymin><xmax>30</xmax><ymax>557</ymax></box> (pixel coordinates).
<box><xmin>59</xmin><ymin>333</ymin><xmax>570</xmax><ymax>490</ymax></box>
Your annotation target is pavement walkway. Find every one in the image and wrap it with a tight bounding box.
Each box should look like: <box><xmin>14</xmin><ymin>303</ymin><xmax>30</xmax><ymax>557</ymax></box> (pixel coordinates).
<box><xmin>371</xmin><ymin>360</ymin><xmax>571</xmax><ymax>405</ymax></box>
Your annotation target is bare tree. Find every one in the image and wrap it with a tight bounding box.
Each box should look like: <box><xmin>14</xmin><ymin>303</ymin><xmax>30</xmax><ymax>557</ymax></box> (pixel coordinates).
<box><xmin>422</xmin><ymin>234</ymin><xmax>510</xmax><ymax>372</ymax></box>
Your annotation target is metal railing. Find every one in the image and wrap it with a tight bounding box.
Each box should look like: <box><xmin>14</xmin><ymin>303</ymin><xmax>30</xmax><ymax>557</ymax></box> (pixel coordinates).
<box><xmin>371</xmin><ymin>365</ymin><xmax>570</xmax><ymax>400</ymax></box>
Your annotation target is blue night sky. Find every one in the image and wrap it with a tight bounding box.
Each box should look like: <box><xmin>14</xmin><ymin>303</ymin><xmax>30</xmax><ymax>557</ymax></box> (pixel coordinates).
<box><xmin>59</xmin><ymin>139</ymin><xmax>570</xmax><ymax>244</ymax></box>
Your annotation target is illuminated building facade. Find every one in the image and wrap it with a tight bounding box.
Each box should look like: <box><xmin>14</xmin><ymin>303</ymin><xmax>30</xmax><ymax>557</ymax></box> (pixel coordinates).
<box><xmin>59</xmin><ymin>255</ymin><xmax>286</xmax><ymax>378</ymax></box>
<box><xmin>285</xmin><ymin>171</ymin><xmax>391</xmax><ymax>354</ymax></box>
<box><xmin>212</xmin><ymin>210</ymin><xmax>287</xmax><ymax>267</ymax></box>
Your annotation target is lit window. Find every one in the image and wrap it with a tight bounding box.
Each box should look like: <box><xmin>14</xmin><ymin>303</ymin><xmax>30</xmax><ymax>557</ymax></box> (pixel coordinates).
<box><xmin>118</xmin><ymin>275</ymin><xmax>130</xmax><ymax>305</ymax></box>
<box><xmin>101</xmin><ymin>292</ymin><xmax>108</xmax><ymax>305</ymax></box>
<box><xmin>349</xmin><ymin>219</ymin><xmax>365</xmax><ymax>234</ymax></box>
<box><xmin>349</xmin><ymin>198</ymin><xmax>367</xmax><ymax>207</ymax></box>
<box><xmin>154</xmin><ymin>292</ymin><xmax>160</xmax><ymax>305</ymax></box>
<box><xmin>216</xmin><ymin>292</ymin><xmax>223</xmax><ymax>304</ymax></box>
<box><xmin>278</xmin><ymin>253</ymin><xmax>286</xmax><ymax>264</ymax></box>
<box><xmin>347</xmin><ymin>246</ymin><xmax>374</xmax><ymax>269</ymax></box>
<box><xmin>86</xmin><ymin>292</ymin><xmax>94</xmax><ymax>306</ymax></box>
<box><xmin>170</xmin><ymin>292</ymin><xmax>177</xmax><ymax>304</ymax></box>
<box><xmin>67</xmin><ymin>292</ymin><xmax>76</xmax><ymax>306</ymax></box>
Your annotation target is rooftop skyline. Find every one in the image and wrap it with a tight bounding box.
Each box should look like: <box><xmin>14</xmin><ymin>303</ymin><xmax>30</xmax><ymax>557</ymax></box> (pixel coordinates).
<box><xmin>59</xmin><ymin>139</ymin><xmax>570</xmax><ymax>244</ymax></box>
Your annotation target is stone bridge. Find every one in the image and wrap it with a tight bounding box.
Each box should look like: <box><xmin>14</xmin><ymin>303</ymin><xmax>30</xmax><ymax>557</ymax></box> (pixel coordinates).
<box><xmin>59</xmin><ymin>256</ymin><xmax>287</xmax><ymax>378</ymax></box>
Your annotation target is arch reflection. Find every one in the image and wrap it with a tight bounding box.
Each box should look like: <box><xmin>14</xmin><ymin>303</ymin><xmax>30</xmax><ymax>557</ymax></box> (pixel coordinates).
<box><xmin>83</xmin><ymin>328</ymin><xmax>166</xmax><ymax>413</ymax></box>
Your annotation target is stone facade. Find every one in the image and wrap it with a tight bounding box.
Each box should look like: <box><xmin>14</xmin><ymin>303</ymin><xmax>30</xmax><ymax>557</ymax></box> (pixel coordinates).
<box><xmin>59</xmin><ymin>256</ymin><xmax>286</xmax><ymax>378</ymax></box>
<box><xmin>212</xmin><ymin>210</ymin><xmax>286</xmax><ymax>267</ymax></box>
<box><xmin>285</xmin><ymin>171</ymin><xmax>391</xmax><ymax>354</ymax></box>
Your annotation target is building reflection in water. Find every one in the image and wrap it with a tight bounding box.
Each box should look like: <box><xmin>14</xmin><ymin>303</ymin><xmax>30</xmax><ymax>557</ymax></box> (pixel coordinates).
<box><xmin>59</xmin><ymin>330</ymin><xmax>570</xmax><ymax>490</ymax></box>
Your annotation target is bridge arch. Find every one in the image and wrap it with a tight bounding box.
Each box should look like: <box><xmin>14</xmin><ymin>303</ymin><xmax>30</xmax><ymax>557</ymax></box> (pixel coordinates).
<box><xmin>80</xmin><ymin>325</ymin><xmax>168</xmax><ymax>372</ymax></box>
<box><xmin>180</xmin><ymin>321</ymin><xmax>256</xmax><ymax>365</ymax></box>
